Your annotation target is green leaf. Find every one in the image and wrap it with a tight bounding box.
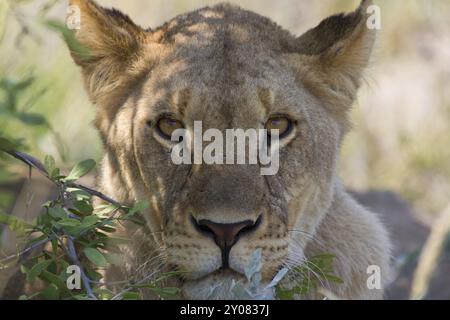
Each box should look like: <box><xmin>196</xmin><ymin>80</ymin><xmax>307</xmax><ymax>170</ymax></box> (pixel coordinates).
<box><xmin>149</xmin><ymin>287</ymin><xmax>181</xmax><ymax>300</ymax></box>
<box><xmin>73</xmin><ymin>200</ymin><xmax>94</xmax><ymax>215</ymax></box>
<box><xmin>43</xmin><ymin>155</ymin><xmax>61</xmax><ymax>179</ymax></box>
<box><xmin>275</xmin><ymin>253</ymin><xmax>342</xmax><ymax>299</ymax></box>
<box><xmin>40</xmin><ymin>283</ymin><xmax>60</xmax><ymax>300</ymax></box>
<box><xmin>27</xmin><ymin>259</ymin><xmax>52</xmax><ymax>283</ymax></box>
<box><xmin>85</xmin><ymin>267</ymin><xmax>103</xmax><ymax>282</ymax></box>
<box><xmin>63</xmin><ymin>226</ymin><xmax>86</xmax><ymax>237</ymax></box>
<box><xmin>13</xmin><ymin>76</ymin><xmax>35</xmax><ymax>91</ymax></box>
<box><xmin>81</xmin><ymin>215</ymin><xmax>99</xmax><ymax>228</ymax></box>
<box><xmin>44</xmin><ymin>155</ymin><xmax>56</xmax><ymax>173</ymax></box>
<box><xmin>98</xmin><ymin>225</ymin><xmax>116</xmax><ymax>233</ymax></box>
<box><xmin>83</xmin><ymin>247</ymin><xmax>107</xmax><ymax>268</ymax></box>
<box><xmin>121</xmin><ymin>292</ymin><xmax>141</xmax><ymax>300</ymax></box>
<box><xmin>20</xmin><ymin>264</ymin><xmax>29</xmax><ymax>275</ymax></box>
<box><xmin>51</xmin><ymin>238</ymin><xmax>58</xmax><ymax>256</ymax></box>
<box><xmin>40</xmin><ymin>270</ymin><xmax>70</xmax><ymax>294</ymax></box>
<box><xmin>55</xmin><ymin>218</ymin><xmax>81</xmax><ymax>228</ymax></box>
<box><xmin>0</xmin><ymin>136</ymin><xmax>18</xmax><ymax>152</ymax></box>
<box><xmin>126</xmin><ymin>201</ymin><xmax>149</xmax><ymax>217</ymax></box>
<box><xmin>44</xmin><ymin>155</ymin><xmax>60</xmax><ymax>179</ymax></box>
<box><xmin>95</xmin><ymin>288</ymin><xmax>114</xmax><ymax>300</ymax></box>
<box><xmin>16</xmin><ymin>112</ymin><xmax>46</xmax><ymax>126</ymax></box>
<box><xmin>48</xmin><ymin>206</ymin><xmax>67</xmax><ymax>219</ymax></box>
<box><xmin>18</xmin><ymin>292</ymin><xmax>41</xmax><ymax>300</ymax></box>
<box><xmin>64</xmin><ymin>159</ymin><xmax>96</xmax><ymax>182</ymax></box>
<box><xmin>67</xmin><ymin>188</ymin><xmax>91</xmax><ymax>200</ymax></box>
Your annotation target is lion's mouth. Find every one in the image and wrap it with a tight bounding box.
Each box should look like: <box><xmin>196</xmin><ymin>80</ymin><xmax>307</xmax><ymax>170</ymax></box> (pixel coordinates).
<box><xmin>197</xmin><ymin>267</ymin><xmax>241</xmax><ymax>280</ymax></box>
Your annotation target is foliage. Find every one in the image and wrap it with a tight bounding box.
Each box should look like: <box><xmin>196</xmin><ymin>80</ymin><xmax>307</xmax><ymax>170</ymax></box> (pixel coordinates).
<box><xmin>276</xmin><ymin>254</ymin><xmax>343</xmax><ymax>299</ymax></box>
<box><xmin>0</xmin><ymin>150</ymin><xmax>180</xmax><ymax>300</ymax></box>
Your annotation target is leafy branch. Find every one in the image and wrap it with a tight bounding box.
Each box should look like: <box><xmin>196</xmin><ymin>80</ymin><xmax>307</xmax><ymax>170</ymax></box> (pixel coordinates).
<box><xmin>0</xmin><ymin>148</ymin><xmax>179</xmax><ymax>300</ymax></box>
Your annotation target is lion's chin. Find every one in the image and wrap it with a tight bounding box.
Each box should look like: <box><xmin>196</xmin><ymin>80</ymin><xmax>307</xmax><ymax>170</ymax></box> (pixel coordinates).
<box><xmin>181</xmin><ymin>269</ymin><xmax>241</xmax><ymax>300</ymax></box>
<box><xmin>181</xmin><ymin>269</ymin><xmax>275</xmax><ymax>300</ymax></box>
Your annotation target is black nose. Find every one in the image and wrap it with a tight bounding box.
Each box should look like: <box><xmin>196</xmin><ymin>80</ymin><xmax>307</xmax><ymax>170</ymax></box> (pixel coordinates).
<box><xmin>191</xmin><ymin>216</ymin><xmax>261</xmax><ymax>268</ymax></box>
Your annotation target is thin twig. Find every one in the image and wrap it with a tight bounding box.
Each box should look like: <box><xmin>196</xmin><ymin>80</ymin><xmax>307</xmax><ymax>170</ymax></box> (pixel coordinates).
<box><xmin>72</xmin><ymin>183</ymin><xmax>123</xmax><ymax>208</ymax></box>
<box><xmin>3</xmin><ymin>149</ymin><xmax>126</xmax><ymax>209</ymax></box>
<box><xmin>66</xmin><ymin>235</ymin><xmax>97</xmax><ymax>300</ymax></box>
<box><xmin>410</xmin><ymin>203</ymin><xmax>450</xmax><ymax>300</ymax></box>
<box><xmin>0</xmin><ymin>236</ymin><xmax>52</xmax><ymax>264</ymax></box>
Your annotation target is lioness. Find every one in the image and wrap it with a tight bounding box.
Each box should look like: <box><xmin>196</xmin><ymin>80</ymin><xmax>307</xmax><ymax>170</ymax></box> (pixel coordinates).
<box><xmin>67</xmin><ymin>0</ymin><xmax>391</xmax><ymax>299</ymax></box>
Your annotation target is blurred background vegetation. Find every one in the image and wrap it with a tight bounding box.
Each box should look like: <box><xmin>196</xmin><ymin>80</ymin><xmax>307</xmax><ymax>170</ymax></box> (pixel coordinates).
<box><xmin>0</xmin><ymin>0</ymin><xmax>449</xmax><ymax>300</ymax></box>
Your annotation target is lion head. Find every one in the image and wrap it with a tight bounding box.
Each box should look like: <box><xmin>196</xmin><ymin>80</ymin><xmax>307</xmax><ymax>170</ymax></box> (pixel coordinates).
<box><xmin>67</xmin><ymin>0</ymin><xmax>376</xmax><ymax>299</ymax></box>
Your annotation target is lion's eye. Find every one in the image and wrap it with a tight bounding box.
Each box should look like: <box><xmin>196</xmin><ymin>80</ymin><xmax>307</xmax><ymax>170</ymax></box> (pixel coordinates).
<box><xmin>265</xmin><ymin>115</ymin><xmax>292</xmax><ymax>138</ymax></box>
<box><xmin>156</xmin><ymin>115</ymin><xmax>184</xmax><ymax>139</ymax></box>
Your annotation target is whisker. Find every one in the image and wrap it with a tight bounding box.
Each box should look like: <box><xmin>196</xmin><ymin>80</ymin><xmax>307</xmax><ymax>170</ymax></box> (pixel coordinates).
<box><xmin>279</xmin><ymin>237</ymin><xmax>332</xmax><ymax>294</ymax></box>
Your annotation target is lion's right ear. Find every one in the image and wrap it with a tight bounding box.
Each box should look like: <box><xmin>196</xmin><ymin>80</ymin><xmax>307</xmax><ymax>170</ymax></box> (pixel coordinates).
<box><xmin>67</xmin><ymin>0</ymin><xmax>147</xmax><ymax>103</ymax></box>
<box><xmin>288</xmin><ymin>0</ymin><xmax>375</xmax><ymax>118</ymax></box>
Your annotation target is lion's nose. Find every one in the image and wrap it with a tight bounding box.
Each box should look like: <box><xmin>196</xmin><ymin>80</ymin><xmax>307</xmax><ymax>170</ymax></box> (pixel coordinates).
<box><xmin>191</xmin><ymin>216</ymin><xmax>261</xmax><ymax>268</ymax></box>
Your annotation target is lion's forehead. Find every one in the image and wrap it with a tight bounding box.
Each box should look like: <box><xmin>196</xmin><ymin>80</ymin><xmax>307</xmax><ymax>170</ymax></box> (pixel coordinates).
<box><xmin>150</xmin><ymin>37</ymin><xmax>294</xmax><ymax>89</ymax></box>
<box><xmin>142</xmin><ymin>5</ymin><xmax>301</xmax><ymax>117</ymax></box>
<box><xmin>155</xmin><ymin>3</ymin><xmax>295</xmax><ymax>51</ymax></box>
<box><xmin>141</xmin><ymin>54</ymin><xmax>300</xmax><ymax>128</ymax></box>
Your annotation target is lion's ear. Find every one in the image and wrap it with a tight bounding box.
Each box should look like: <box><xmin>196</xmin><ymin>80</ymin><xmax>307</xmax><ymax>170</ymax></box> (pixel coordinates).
<box><xmin>67</xmin><ymin>0</ymin><xmax>147</xmax><ymax>103</ymax></box>
<box><xmin>290</xmin><ymin>0</ymin><xmax>375</xmax><ymax>116</ymax></box>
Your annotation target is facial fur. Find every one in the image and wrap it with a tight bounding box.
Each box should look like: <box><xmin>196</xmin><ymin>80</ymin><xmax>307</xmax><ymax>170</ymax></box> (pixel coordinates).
<box><xmin>67</xmin><ymin>0</ymin><xmax>391</xmax><ymax>299</ymax></box>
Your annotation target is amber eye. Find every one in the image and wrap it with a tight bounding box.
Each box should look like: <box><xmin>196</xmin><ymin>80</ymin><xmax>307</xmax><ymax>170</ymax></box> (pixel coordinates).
<box><xmin>156</xmin><ymin>115</ymin><xmax>184</xmax><ymax>140</ymax></box>
<box><xmin>265</xmin><ymin>115</ymin><xmax>292</xmax><ymax>138</ymax></box>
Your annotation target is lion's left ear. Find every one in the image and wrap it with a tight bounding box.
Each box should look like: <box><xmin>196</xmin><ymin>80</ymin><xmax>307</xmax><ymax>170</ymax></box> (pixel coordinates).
<box><xmin>288</xmin><ymin>0</ymin><xmax>375</xmax><ymax>116</ymax></box>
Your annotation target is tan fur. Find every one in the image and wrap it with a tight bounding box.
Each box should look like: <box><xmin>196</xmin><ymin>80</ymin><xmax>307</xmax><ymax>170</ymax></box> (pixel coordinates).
<box><xmin>67</xmin><ymin>0</ymin><xmax>392</xmax><ymax>299</ymax></box>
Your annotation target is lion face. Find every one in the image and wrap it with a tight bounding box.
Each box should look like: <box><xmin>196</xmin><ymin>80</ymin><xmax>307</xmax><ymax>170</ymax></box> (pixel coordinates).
<box><xmin>68</xmin><ymin>0</ymin><xmax>375</xmax><ymax>298</ymax></box>
<box><xmin>130</xmin><ymin>55</ymin><xmax>340</xmax><ymax>285</ymax></box>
